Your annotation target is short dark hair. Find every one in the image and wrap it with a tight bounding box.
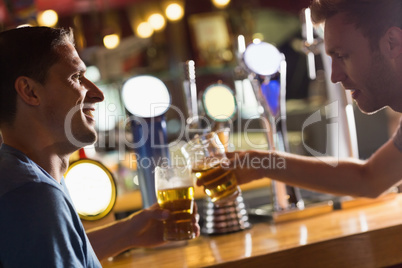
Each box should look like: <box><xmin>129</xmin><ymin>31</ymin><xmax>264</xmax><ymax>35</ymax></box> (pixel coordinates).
<box><xmin>310</xmin><ymin>0</ymin><xmax>402</xmax><ymax>49</ymax></box>
<box><xmin>0</xmin><ymin>26</ymin><xmax>74</xmax><ymax>126</ymax></box>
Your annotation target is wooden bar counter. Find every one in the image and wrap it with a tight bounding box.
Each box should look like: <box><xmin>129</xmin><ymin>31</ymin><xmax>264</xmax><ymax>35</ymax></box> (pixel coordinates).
<box><xmin>102</xmin><ymin>193</ymin><xmax>402</xmax><ymax>268</ymax></box>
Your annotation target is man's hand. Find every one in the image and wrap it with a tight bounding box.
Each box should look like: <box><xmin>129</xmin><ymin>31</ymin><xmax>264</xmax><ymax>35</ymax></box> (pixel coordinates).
<box><xmin>126</xmin><ymin>202</ymin><xmax>200</xmax><ymax>248</ymax></box>
<box><xmin>88</xmin><ymin>202</ymin><xmax>200</xmax><ymax>261</ymax></box>
<box><xmin>195</xmin><ymin>150</ymin><xmax>269</xmax><ymax>187</ymax></box>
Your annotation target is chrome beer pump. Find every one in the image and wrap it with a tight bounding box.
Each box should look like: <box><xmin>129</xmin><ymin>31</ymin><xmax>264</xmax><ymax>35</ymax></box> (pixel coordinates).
<box><xmin>121</xmin><ymin>75</ymin><xmax>171</xmax><ymax>208</ymax></box>
<box><xmin>239</xmin><ymin>37</ymin><xmax>304</xmax><ymax>213</ymax></box>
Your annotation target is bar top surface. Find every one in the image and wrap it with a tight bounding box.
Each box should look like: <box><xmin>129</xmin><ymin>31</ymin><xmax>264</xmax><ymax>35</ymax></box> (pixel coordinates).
<box><xmin>102</xmin><ymin>193</ymin><xmax>402</xmax><ymax>268</ymax></box>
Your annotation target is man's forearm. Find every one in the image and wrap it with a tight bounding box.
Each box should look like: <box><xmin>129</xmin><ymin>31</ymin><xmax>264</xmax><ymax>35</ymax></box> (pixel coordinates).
<box><xmin>268</xmin><ymin>151</ymin><xmax>372</xmax><ymax>197</ymax></box>
<box><xmin>86</xmin><ymin>217</ymin><xmax>132</xmax><ymax>261</ymax></box>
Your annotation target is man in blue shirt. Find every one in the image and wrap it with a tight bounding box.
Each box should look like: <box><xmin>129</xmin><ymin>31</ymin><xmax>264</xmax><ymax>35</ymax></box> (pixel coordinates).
<box><xmin>0</xmin><ymin>27</ymin><xmax>199</xmax><ymax>267</ymax></box>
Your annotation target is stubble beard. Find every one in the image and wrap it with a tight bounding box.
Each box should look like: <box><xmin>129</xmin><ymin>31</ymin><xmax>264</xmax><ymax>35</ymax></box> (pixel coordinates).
<box><xmin>72</xmin><ymin>113</ymin><xmax>98</xmax><ymax>146</ymax></box>
<box><xmin>59</xmin><ymin>111</ymin><xmax>98</xmax><ymax>152</ymax></box>
<box><xmin>358</xmin><ymin>51</ymin><xmax>394</xmax><ymax>114</ymax></box>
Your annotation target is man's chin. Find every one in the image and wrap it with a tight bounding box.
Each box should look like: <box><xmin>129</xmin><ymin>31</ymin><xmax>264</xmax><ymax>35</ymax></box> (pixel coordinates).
<box><xmin>83</xmin><ymin>132</ymin><xmax>98</xmax><ymax>146</ymax></box>
<box><xmin>66</xmin><ymin>129</ymin><xmax>98</xmax><ymax>150</ymax></box>
<box><xmin>355</xmin><ymin>102</ymin><xmax>386</xmax><ymax>115</ymax></box>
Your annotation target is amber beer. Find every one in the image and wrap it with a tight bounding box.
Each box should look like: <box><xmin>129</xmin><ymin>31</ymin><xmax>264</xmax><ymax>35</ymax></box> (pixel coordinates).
<box><xmin>157</xmin><ymin>186</ymin><xmax>195</xmax><ymax>241</ymax></box>
<box><xmin>192</xmin><ymin>161</ymin><xmax>239</xmax><ymax>203</ymax></box>
<box><xmin>182</xmin><ymin>132</ymin><xmax>241</xmax><ymax>203</ymax></box>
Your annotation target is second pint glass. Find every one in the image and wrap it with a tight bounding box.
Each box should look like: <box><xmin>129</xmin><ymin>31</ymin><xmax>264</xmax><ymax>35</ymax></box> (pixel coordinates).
<box><xmin>181</xmin><ymin>132</ymin><xmax>240</xmax><ymax>203</ymax></box>
<box><xmin>154</xmin><ymin>165</ymin><xmax>196</xmax><ymax>241</ymax></box>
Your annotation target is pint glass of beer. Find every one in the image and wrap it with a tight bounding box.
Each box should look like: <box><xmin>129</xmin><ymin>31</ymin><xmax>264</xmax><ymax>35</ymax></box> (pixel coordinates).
<box><xmin>181</xmin><ymin>132</ymin><xmax>240</xmax><ymax>203</ymax></box>
<box><xmin>154</xmin><ymin>165</ymin><xmax>196</xmax><ymax>241</ymax></box>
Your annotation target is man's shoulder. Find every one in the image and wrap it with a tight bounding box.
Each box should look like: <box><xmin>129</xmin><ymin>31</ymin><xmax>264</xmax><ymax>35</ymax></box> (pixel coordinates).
<box><xmin>0</xmin><ymin>180</ymin><xmax>79</xmax><ymax>246</ymax></box>
<box><xmin>0</xmin><ymin>146</ymin><xmax>60</xmax><ymax>197</ymax></box>
<box><xmin>0</xmin><ymin>180</ymin><xmax>68</xmax><ymax>215</ymax></box>
<box><xmin>0</xmin><ymin>178</ymin><xmax>100</xmax><ymax>268</ymax></box>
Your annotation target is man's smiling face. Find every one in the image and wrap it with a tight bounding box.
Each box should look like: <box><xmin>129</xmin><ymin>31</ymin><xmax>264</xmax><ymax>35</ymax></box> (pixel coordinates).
<box><xmin>37</xmin><ymin>43</ymin><xmax>104</xmax><ymax>150</ymax></box>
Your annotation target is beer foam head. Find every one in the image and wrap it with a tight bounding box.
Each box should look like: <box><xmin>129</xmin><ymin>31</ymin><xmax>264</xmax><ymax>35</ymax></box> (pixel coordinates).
<box><xmin>181</xmin><ymin>132</ymin><xmax>226</xmax><ymax>165</ymax></box>
<box><xmin>155</xmin><ymin>166</ymin><xmax>193</xmax><ymax>190</ymax></box>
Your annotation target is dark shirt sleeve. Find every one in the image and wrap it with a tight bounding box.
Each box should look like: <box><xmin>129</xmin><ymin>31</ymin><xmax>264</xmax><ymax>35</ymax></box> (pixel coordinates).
<box><xmin>0</xmin><ymin>182</ymin><xmax>101</xmax><ymax>268</ymax></box>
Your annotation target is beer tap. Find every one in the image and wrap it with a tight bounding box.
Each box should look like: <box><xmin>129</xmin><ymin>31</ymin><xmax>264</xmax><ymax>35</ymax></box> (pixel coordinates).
<box><xmin>302</xmin><ymin>7</ymin><xmax>319</xmax><ymax>80</ymax></box>
<box><xmin>121</xmin><ymin>75</ymin><xmax>171</xmax><ymax>208</ymax></box>
<box><xmin>183</xmin><ymin>60</ymin><xmax>198</xmax><ymax>123</ymax></box>
<box><xmin>241</xmin><ymin>39</ymin><xmax>304</xmax><ymax>212</ymax></box>
<box><xmin>182</xmin><ymin>60</ymin><xmax>206</xmax><ymax>139</ymax></box>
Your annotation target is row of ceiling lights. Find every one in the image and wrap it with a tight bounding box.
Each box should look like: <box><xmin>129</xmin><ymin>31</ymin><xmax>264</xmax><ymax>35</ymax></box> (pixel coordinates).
<box><xmin>33</xmin><ymin>0</ymin><xmax>231</xmax><ymax>50</ymax></box>
<box><xmin>106</xmin><ymin>0</ymin><xmax>231</xmax><ymax>49</ymax></box>
<box><xmin>103</xmin><ymin>1</ymin><xmax>186</xmax><ymax>49</ymax></box>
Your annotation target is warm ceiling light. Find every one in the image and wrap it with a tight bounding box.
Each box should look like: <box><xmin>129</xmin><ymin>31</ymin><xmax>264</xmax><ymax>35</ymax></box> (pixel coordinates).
<box><xmin>148</xmin><ymin>13</ymin><xmax>166</xmax><ymax>31</ymax></box>
<box><xmin>37</xmin><ymin>9</ymin><xmax>58</xmax><ymax>27</ymax></box>
<box><xmin>165</xmin><ymin>3</ymin><xmax>184</xmax><ymax>21</ymax></box>
<box><xmin>211</xmin><ymin>0</ymin><xmax>231</xmax><ymax>8</ymax></box>
<box><xmin>137</xmin><ymin>22</ymin><xmax>154</xmax><ymax>38</ymax></box>
<box><xmin>103</xmin><ymin>34</ymin><xmax>120</xmax><ymax>49</ymax></box>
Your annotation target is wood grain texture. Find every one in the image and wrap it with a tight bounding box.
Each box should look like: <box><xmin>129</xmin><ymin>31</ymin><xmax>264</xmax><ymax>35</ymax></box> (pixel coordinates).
<box><xmin>102</xmin><ymin>193</ymin><xmax>402</xmax><ymax>268</ymax></box>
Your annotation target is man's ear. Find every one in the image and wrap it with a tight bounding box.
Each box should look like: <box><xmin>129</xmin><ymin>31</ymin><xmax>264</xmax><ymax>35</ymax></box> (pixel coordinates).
<box><xmin>383</xmin><ymin>26</ymin><xmax>402</xmax><ymax>59</ymax></box>
<box><xmin>14</xmin><ymin>76</ymin><xmax>41</xmax><ymax>106</ymax></box>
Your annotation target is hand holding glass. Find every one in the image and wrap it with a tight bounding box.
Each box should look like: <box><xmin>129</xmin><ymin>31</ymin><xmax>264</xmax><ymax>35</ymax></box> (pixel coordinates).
<box><xmin>181</xmin><ymin>132</ymin><xmax>240</xmax><ymax>203</ymax></box>
<box><xmin>154</xmin><ymin>165</ymin><xmax>196</xmax><ymax>241</ymax></box>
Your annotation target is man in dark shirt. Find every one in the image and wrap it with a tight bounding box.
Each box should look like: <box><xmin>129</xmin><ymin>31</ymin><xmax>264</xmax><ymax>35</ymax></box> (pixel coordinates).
<box><xmin>213</xmin><ymin>0</ymin><xmax>402</xmax><ymax>198</ymax></box>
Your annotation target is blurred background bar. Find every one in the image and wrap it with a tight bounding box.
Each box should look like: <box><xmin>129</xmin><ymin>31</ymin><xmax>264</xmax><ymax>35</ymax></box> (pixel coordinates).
<box><xmin>0</xmin><ymin>0</ymin><xmax>399</xmax><ymax>224</ymax></box>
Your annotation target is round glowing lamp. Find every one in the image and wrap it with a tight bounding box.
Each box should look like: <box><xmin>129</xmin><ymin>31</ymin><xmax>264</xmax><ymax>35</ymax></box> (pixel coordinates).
<box><xmin>243</xmin><ymin>41</ymin><xmax>283</xmax><ymax>76</ymax></box>
<box><xmin>65</xmin><ymin>159</ymin><xmax>117</xmax><ymax>221</ymax></box>
<box><xmin>121</xmin><ymin>75</ymin><xmax>171</xmax><ymax>118</ymax></box>
<box><xmin>202</xmin><ymin>84</ymin><xmax>236</xmax><ymax>122</ymax></box>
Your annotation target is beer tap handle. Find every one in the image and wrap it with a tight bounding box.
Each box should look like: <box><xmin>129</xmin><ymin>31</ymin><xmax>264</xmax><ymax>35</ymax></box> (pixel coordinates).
<box><xmin>242</xmin><ymin>41</ymin><xmax>304</xmax><ymax>212</ymax></box>
<box><xmin>183</xmin><ymin>60</ymin><xmax>199</xmax><ymax>126</ymax></box>
<box><xmin>302</xmin><ymin>8</ymin><xmax>317</xmax><ymax>80</ymax></box>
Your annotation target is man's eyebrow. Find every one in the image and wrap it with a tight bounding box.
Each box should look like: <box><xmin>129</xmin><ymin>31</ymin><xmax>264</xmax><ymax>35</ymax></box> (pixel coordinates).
<box><xmin>326</xmin><ymin>47</ymin><xmax>341</xmax><ymax>56</ymax></box>
<box><xmin>70</xmin><ymin>56</ymin><xmax>87</xmax><ymax>72</ymax></box>
<box><xmin>326</xmin><ymin>49</ymin><xmax>336</xmax><ymax>56</ymax></box>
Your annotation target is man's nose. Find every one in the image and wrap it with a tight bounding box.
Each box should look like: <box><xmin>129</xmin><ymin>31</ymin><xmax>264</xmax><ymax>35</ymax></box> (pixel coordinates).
<box><xmin>83</xmin><ymin>78</ymin><xmax>104</xmax><ymax>103</ymax></box>
<box><xmin>331</xmin><ymin>60</ymin><xmax>347</xmax><ymax>84</ymax></box>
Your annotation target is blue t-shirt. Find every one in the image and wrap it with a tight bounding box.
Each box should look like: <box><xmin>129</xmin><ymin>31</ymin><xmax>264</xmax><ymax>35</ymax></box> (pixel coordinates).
<box><xmin>0</xmin><ymin>144</ymin><xmax>102</xmax><ymax>268</ymax></box>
